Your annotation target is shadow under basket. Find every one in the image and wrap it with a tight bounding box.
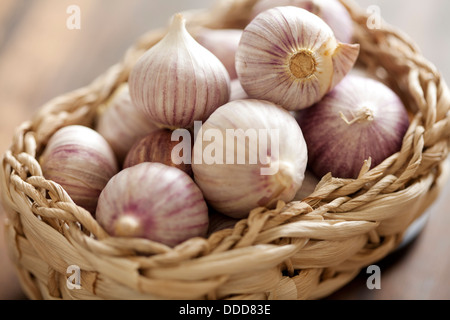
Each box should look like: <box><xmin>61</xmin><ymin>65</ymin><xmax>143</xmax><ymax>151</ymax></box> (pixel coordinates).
<box><xmin>1</xmin><ymin>0</ymin><xmax>450</xmax><ymax>300</ymax></box>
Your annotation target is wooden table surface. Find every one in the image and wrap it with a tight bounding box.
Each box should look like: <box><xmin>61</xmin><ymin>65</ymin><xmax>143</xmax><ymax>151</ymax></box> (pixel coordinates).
<box><xmin>0</xmin><ymin>0</ymin><xmax>449</xmax><ymax>300</ymax></box>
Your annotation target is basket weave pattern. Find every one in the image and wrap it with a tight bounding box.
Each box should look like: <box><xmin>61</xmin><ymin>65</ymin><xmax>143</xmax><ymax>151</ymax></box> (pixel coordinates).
<box><xmin>1</xmin><ymin>0</ymin><xmax>449</xmax><ymax>300</ymax></box>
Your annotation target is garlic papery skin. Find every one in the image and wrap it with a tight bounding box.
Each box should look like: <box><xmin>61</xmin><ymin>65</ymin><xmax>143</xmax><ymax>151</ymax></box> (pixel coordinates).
<box><xmin>236</xmin><ymin>6</ymin><xmax>360</xmax><ymax>111</ymax></box>
<box><xmin>191</xmin><ymin>99</ymin><xmax>308</xmax><ymax>219</ymax></box>
<box><xmin>123</xmin><ymin>128</ymin><xmax>193</xmax><ymax>177</ymax></box>
<box><xmin>295</xmin><ymin>74</ymin><xmax>410</xmax><ymax>179</ymax></box>
<box><xmin>95</xmin><ymin>162</ymin><xmax>209</xmax><ymax>247</ymax></box>
<box><xmin>129</xmin><ymin>13</ymin><xmax>231</xmax><ymax>129</ymax></box>
<box><xmin>195</xmin><ymin>28</ymin><xmax>243</xmax><ymax>80</ymax></box>
<box><xmin>40</xmin><ymin>125</ymin><xmax>119</xmax><ymax>215</ymax></box>
<box><xmin>95</xmin><ymin>84</ymin><xmax>159</xmax><ymax>164</ymax></box>
<box><xmin>250</xmin><ymin>0</ymin><xmax>354</xmax><ymax>43</ymax></box>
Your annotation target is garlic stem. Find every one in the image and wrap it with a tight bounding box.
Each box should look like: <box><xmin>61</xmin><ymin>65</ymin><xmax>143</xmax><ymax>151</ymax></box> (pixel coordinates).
<box><xmin>114</xmin><ymin>215</ymin><xmax>142</xmax><ymax>237</ymax></box>
<box><xmin>339</xmin><ymin>107</ymin><xmax>375</xmax><ymax>125</ymax></box>
<box><xmin>169</xmin><ymin>13</ymin><xmax>186</xmax><ymax>38</ymax></box>
<box><xmin>266</xmin><ymin>161</ymin><xmax>296</xmax><ymax>207</ymax></box>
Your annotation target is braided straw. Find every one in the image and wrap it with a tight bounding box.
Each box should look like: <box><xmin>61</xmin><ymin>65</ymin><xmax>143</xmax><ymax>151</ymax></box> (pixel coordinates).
<box><xmin>1</xmin><ymin>0</ymin><xmax>449</xmax><ymax>300</ymax></box>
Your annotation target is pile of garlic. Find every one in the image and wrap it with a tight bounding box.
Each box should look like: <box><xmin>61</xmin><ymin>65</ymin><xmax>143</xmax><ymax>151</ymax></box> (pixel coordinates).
<box><xmin>40</xmin><ymin>1</ymin><xmax>410</xmax><ymax>247</ymax></box>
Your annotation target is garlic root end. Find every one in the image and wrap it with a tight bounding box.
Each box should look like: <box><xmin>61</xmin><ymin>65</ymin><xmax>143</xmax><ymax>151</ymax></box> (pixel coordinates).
<box><xmin>289</xmin><ymin>50</ymin><xmax>317</xmax><ymax>79</ymax></box>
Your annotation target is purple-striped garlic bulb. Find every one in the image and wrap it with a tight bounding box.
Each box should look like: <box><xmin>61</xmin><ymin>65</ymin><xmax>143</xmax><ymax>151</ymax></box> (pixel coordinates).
<box><xmin>295</xmin><ymin>74</ymin><xmax>410</xmax><ymax>179</ymax></box>
<box><xmin>250</xmin><ymin>0</ymin><xmax>354</xmax><ymax>44</ymax></box>
<box><xmin>123</xmin><ymin>128</ymin><xmax>193</xmax><ymax>177</ymax></box>
<box><xmin>129</xmin><ymin>13</ymin><xmax>231</xmax><ymax>129</ymax></box>
<box><xmin>95</xmin><ymin>162</ymin><xmax>209</xmax><ymax>247</ymax></box>
<box><xmin>96</xmin><ymin>84</ymin><xmax>159</xmax><ymax>164</ymax></box>
<box><xmin>236</xmin><ymin>6</ymin><xmax>360</xmax><ymax>111</ymax></box>
<box><xmin>40</xmin><ymin>125</ymin><xmax>119</xmax><ymax>215</ymax></box>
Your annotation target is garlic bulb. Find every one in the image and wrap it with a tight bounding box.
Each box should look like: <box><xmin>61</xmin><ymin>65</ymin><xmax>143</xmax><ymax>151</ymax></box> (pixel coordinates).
<box><xmin>195</xmin><ymin>28</ymin><xmax>243</xmax><ymax>79</ymax></box>
<box><xmin>40</xmin><ymin>125</ymin><xmax>119</xmax><ymax>215</ymax></box>
<box><xmin>250</xmin><ymin>0</ymin><xmax>354</xmax><ymax>43</ymax></box>
<box><xmin>236</xmin><ymin>6</ymin><xmax>360</xmax><ymax>111</ymax></box>
<box><xmin>129</xmin><ymin>13</ymin><xmax>231</xmax><ymax>129</ymax></box>
<box><xmin>96</xmin><ymin>84</ymin><xmax>159</xmax><ymax>164</ymax></box>
<box><xmin>192</xmin><ymin>99</ymin><xmax>308</xmax><ymax>219</ymax></box>
<box><xmin>295</xmin><ymin>74</ymin><xmax>410</xmax><ymax>179</ymax></box>
<box><xmin>123</xmin><ymin>128</ymin><xmax>193</xmax><ymax>177</ymax></box>
<box><xmin>96</xmin><ymin>162</ymin><xmax>209</xmax><ymax>247</ymax></box>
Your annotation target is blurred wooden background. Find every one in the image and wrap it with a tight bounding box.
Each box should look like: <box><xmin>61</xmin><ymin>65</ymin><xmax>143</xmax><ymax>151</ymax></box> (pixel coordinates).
<box><xmin>0</xmin><ymin>0</ymin><xmax>449</xmax><ymax>300</ymax></box>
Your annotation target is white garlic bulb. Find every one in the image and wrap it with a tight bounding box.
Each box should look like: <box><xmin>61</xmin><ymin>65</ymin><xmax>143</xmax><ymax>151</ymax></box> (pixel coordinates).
<box><xmin>236</xmin><ymin>6</ymin><xmax>360</xmax><ymax>111</ymax></box>
<box><xmin>129</xmin><ymin>13</ymin><xmax>231</xmax><ymax>129</ymax></box>
<box><xmin>96</xmin><ymin>84</ymin><xmax>159</xmax><ymax>164</ymax></box>
<box><xmin>250</xmin><ymin>0</ymin><xmax>354</xmax><ymax>44</ymax></box>
<box><xmin>192</xmin><ymin>99</ymin><xmax>308</xmax><ymax>219</ymax></box>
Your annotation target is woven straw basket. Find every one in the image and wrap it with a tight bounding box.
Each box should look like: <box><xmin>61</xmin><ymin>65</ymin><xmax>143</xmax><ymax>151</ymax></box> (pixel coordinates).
<box><xmin>1</xmin><ymin>0</ymin><xmax>450</xmax><ymax>300</ymax></box>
